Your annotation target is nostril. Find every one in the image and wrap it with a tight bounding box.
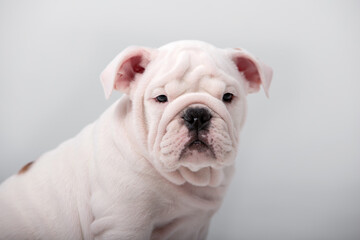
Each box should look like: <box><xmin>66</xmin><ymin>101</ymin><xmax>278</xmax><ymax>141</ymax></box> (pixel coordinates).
<box><xmin>183</xmin><ymin>107</ymin><xmax>212</xmax><ymax>131</ymax></box>
<box><xmin>200</xmin><ymin>114</ymin><xmax>211</xmax><ymax>123</ymax></box>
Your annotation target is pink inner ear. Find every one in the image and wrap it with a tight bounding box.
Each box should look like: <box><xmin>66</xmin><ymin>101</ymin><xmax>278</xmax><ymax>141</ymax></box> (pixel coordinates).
<box><xmin>130</xmin><ymin>56</ymin><xmax>145</xmax><ymax>74</ymax></box>
<box><xmin>234</xmin><ymin>57</ymin><xmax>261</xmax><ymax>85</ymax></box>
<box><xmin>115</xmin><ymin>55</ymin><xmax>145</xmax><ymax>90</ymax></box>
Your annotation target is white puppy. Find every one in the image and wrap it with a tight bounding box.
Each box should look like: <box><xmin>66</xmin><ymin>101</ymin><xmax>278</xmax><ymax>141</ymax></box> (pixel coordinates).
<box><xmin>0</xmin><ymin>40</ymin><xmax>272</xmax><ymax>240</ymax></box>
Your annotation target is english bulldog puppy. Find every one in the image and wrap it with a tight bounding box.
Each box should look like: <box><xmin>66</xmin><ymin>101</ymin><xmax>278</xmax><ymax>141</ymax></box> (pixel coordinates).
<box><xmin>0</xmin><ymin>40</ymin><xmax>272</xmax><ymax>240</ymax></box>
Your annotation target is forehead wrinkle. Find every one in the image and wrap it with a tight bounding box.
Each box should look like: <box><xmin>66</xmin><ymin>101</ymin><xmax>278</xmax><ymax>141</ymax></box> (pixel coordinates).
<box><xmin>151</xmin><ymin>49</ymin><xmax>224</xmax><ymax>96</ymax></box>
<box><xmin>154</xmin><ymin>51</ymin><xmax>191</xmax><ymax>86</ymax></box>
<box><xmin>187</xmin><ymin>50</ymin><xmax>221</xmax><ymax>78</ymax></box>
<box><xmin>199</xmin><ymin>77</ymin><xmax>226</xmax><ymax>98</ymax></box>
<box><xmin>165</xmin><ymin>80</ymin><xmax>187</xmax><ymax>97</ymax></box>
<box><xmin>186</xmin><ymin>65</ymin><xmax>220</xmax><ymax>83</ymax></box>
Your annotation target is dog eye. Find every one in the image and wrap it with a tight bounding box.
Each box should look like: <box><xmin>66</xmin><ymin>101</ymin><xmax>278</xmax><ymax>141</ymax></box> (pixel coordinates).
<box><xmin>155</xmin><ymin>95</ymin><xmax>168</xmax><ymax>103</ymax></box>
<box><xmin>222</xmin><ymin>93</ymin><xmax>234</xmax><ymax>103</ymax></box>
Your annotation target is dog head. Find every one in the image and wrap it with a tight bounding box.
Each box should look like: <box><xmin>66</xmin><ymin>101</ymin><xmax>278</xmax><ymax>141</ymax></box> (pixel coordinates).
<box><xmin>100</xmin><ymin>40</ymin><xmax>272</xmax><ymax>187</ymax></box>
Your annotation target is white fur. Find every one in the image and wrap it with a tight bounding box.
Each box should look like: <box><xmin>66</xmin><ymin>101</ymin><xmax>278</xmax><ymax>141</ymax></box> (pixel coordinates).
<box><xmin>0</xmin><ymin>40</ymin><xmax>272</xmax><ymax>239</ymax></box>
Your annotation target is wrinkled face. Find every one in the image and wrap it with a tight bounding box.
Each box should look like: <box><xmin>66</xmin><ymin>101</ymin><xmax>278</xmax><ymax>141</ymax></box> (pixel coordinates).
<box><xmin>143</xmin><ymin>49</ymin><xmax>247</xmax><ymax>187</ymax></box>
<box><xmin>101</xmin><ymin>40</ymin><xmax>272</xmax><ymax>187</ymax></box>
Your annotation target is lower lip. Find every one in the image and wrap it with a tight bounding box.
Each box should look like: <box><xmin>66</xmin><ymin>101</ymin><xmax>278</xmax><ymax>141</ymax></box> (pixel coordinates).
<box><xmin>188</xmin><ymin>140</ymin><xmax>209</xmax><ymax>151</ymax></box>
<box><xmin>192</xmin><ymin>140</ymin><xmax>203</xmax><ymax>145</ymax></box>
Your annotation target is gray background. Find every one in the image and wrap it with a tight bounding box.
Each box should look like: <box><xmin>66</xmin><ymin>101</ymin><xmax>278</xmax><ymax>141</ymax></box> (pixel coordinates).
<box><xmin>1</xmin><ymin>0</ymin><xmax>359</xmax><ymax>239</ymax></box>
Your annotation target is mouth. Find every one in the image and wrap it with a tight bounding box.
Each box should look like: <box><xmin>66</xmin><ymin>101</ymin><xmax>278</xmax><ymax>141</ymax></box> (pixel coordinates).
<box><xmin>180</xmin><ymin>135</ymin><xmax>216</xmax><ymax>160</ymax></box>
<box><xmin>188</xmin><ymin>139</ymin><xmax>208</xmax><ymax>151</ymax></box>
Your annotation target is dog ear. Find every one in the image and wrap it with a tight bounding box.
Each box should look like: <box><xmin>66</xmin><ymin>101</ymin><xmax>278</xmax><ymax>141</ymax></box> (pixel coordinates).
<box><xmin>231</xmin><ymin>48</ymin><xmax>273</xmax><ymax>97</ymax></box>
<box><xmin>100</xmin><ymin>46</ymin><xmax>154</xmax><ymax>98</ymax></box>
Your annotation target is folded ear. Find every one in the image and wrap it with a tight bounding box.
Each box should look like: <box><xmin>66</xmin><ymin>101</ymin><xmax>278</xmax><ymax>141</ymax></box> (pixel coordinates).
<box><xmin>100</xmin><ymin>46</ymin><xmax>154</xmax><ymax>98</ymax></box>
<box><xmin>230</xmin><ymin>48</ymin><xmax>273</xmax><ymax>97</ymax></box>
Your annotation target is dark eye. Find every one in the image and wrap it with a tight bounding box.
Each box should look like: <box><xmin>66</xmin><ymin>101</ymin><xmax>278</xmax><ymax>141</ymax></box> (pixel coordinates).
<box><xmin>222</xmin><ymin>93</ymin><xmax>234</xmax><ymax>103</ymax></box>
<box><xmin>155</xmin><ymin>95</ymin><xmax>168</xmax><ymax>103</ymax></box>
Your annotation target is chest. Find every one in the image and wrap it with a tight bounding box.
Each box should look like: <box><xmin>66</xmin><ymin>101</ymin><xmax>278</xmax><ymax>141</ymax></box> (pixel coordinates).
<box><xmin>149</xmin><ymin>201</ymin><xmax>215</xmax><ymax>240</ymax></box>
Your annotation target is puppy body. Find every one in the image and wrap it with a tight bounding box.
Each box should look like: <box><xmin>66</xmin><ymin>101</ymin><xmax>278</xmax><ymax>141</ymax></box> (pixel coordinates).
<box><xmin>0</xmin><ymin>41</ymin><xmax>272</xmax><ymax>239</ymax></box>
<box><xmin>0</xmin><ymin>99</ymin><xmax>232</xmax><ymax>239</ymax></box>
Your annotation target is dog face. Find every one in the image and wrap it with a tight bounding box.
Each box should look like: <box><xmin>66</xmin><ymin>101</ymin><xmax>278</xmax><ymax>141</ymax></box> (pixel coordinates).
<box><xmin>100</xmin><ymin>41</ymin><xmax>272</xmax><ymax>187</ymax></box>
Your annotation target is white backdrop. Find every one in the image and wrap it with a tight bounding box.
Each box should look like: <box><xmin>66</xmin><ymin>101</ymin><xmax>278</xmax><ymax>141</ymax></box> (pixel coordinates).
<box><xmin>0</xmin><ymin>0</ymin><xmax>359</xmax><ymax>239</ymax></box>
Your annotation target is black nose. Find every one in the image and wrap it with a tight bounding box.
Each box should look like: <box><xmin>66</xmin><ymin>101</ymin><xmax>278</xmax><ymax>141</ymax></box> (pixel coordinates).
<box><xmin>183</xmin><ymin>107</ymin><xmax>212</xmax><ymax>131</ymax></box>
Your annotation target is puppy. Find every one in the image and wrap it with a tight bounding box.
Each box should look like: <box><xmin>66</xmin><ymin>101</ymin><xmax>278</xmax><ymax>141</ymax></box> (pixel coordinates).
<box><xmin>0</xmin><ymin>40</ymin><xmax>272</xmax><ymax>240</ymax></box>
